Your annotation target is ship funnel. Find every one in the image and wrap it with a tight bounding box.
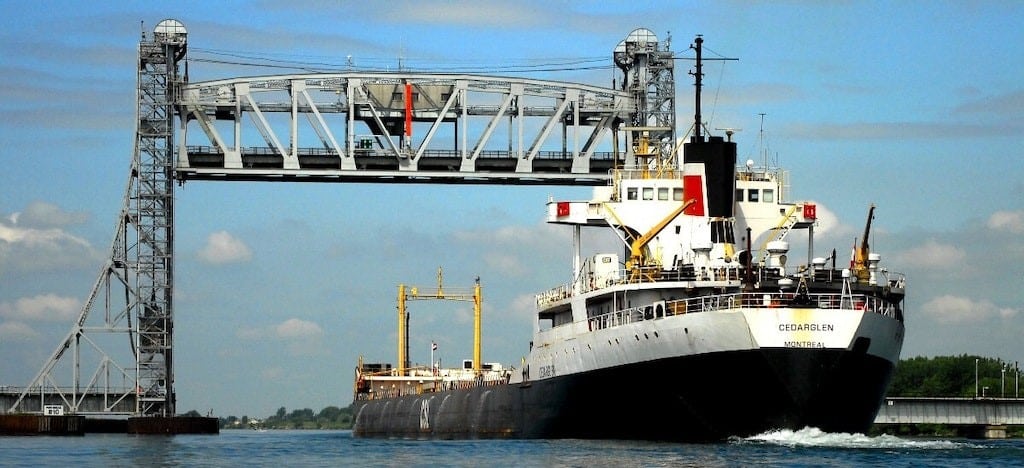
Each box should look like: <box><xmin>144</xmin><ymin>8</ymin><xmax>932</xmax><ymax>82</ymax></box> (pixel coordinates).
<box><xmin>681</xmin><ymin>35</ymin><xmax>738</xmax><ymax>218</ymax></box>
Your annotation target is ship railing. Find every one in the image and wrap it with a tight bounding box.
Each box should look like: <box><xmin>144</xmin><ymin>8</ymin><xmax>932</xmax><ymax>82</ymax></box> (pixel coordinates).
<box><xmin>586</xmin><ymin>292</ymin><xmax>900</xmax><ymax>332</ymax></box>
<box><xmin>614</xmin><ymin>166</ymin><xmax>681</xmax><ymax>180</ymax></box>
<box><xmin>539</xmin><ymin>263</ymin><xmax>908</xmax><ymax>309</ymax></box>
<box><xmin>354</xmin><ymin>370</ymin><xmax>514</xmax><ymax>401</ymax></box>
<box><xmin>536</xmin><ymin>283</ymin><xmax>573</xmax><ymax>307</ymax></box>
<box><xmin>537</xmin><ymin>265</ymin><xmax>749</xmax><ymax>307</ymax></box>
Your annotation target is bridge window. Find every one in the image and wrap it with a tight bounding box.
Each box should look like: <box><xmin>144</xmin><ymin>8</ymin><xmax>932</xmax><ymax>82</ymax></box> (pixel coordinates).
<box><xmin>736</xmin><ymin>189</ymin><xmax>744</xmax><ymax>202</ymax></box>
<box><xmin>748</xmin><ymin>189</ymin><xmax>759</xmax><ymax>202</ymax></box>
<box><xmin>658</xmin><ymin>188</ymin><xmax>669</xmax><ymax>201</ymax></box>
<box><xmin>391</xmin><ymin>91</ymin><xmax>419</xmax><ymax>102</ymax></box>
<box><xmin>627</xmin><ymin>187</ymin><xmax>638</xmax><ymax>200</ymax></box>
<box><xmin>643</xmin><ymin>187</ymin><xmax>654</xmax><ymax>200</ymax></box>
<box><xmin>763</xmin><ymin>189</ymin><xmax>774</xmax><ymax>203</ymax></box>
<box><xmin>673</xmin><ymin>188</ymin><xmax>683</xmax><ymax>201</ymax></box>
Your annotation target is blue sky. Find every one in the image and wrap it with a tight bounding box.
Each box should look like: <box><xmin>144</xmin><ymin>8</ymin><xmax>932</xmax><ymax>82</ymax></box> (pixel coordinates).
<box><xmin>2</xmin><ymin>1</ymin><xmax>1023</xmax><ymax>417</ymax></box>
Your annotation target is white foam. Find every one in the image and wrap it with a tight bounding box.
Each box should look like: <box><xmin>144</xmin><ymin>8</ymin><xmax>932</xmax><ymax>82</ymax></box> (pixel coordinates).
<box><xmin>734</xmin><ymin>427</ymin><xmax>979</xmax><ymax>450</ymax></box>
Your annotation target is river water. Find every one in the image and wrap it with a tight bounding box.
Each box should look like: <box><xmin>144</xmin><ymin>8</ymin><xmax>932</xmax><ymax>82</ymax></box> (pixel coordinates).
<box><xmin>2</xmin><ymin>427</ymin><xmax>1022</xmax><ymax>467</ymax></box>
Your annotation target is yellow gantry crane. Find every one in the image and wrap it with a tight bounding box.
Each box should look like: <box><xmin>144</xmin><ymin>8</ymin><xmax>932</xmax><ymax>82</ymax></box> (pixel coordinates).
<box><xmin>397</xmin><ymin>267</ymin><xmax>482</xmax><ymax>376</ymax></box>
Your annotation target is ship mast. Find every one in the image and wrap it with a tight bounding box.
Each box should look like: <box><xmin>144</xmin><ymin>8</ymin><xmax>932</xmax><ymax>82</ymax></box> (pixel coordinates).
<box><xmin>691</xmin><ymin>35</ymin><xmax>704</xmax><ymax>141</ymax></box>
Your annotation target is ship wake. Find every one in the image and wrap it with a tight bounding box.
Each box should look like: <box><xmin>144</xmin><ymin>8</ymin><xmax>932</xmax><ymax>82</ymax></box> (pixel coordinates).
<box><xmin>732</xmin><ymin>427</ymin><xmax>979</xmax><ymax>450</ymax></box>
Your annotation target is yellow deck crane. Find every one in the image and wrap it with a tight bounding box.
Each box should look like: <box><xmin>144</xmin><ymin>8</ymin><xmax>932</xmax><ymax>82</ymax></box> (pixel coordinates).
<box><xmin>604</xmin><ymin>198</ymin><xmax>696</xmax><ymax>282</ymax></box>
<box><xmin>851</xmin><ymin>204</ymin><xmax>876</xmax><ymax>281</ymax></box>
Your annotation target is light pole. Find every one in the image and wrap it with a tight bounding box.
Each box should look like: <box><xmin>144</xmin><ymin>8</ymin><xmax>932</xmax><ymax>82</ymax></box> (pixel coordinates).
<box><xmin>430</xmin><ymin>341</ymin><xmax>436</xmax><ymax>374</ymax></box>
<box><xmin>975</xmin><ymin>358</ymin><xmax>979</xmax><ymax>399</ymax></box>
<box><xmin>1002</xmin><ymin>366</ymin><xmax>1006</xmax><ymax>398</ymax></box>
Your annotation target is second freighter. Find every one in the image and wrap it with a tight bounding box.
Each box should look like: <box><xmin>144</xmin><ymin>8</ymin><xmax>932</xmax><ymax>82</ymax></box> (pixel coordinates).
<box><xmin>351</xmin><ymin>30</ymin><xmax>906</xmax><ymax>441</ymax></box>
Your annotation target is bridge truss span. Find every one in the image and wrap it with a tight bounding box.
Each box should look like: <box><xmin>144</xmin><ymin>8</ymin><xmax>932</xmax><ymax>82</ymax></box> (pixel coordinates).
<box><xmin>177</xmin><ymin>73</ymin><xmax>635</xmax><ymax>184</ymax></box>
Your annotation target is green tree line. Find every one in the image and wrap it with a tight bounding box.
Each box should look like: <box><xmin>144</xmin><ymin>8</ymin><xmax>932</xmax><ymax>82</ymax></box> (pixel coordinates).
<box><xmin>214</xmin><ymin>405</ymin><xmax>354</xmax><ymax>430</ymax></box>
<box><xmin>888</xmin><ymin>355</ymin><xmax>1021</xmax><ymax>398</ymax></box>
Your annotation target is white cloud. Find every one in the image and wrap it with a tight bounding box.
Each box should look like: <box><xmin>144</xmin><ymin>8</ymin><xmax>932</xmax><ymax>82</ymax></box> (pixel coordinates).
<box><xmin>0</xmin><ymin>294</ymin><xmax>81</xmax><ymax>322</ymax></box>
<box><xmin>274</xmin><ymin>318</ymin><xmax>323</xmax><ymax>339</ymax></box>
<box><xmin>804</xmin><ymin>201</ymin><xmax>845</xmax><ymax>237</ymax></box>
<box><xmin>0</xmin><ymin>321</ymin><xmax>38</xmax><ymax>340</ymax></box>
<box><xmin>0</xmin><ymin>204</ymin><xmax>99</xmax><ymax>273</ymax></box>
<box><xmin>452</xmin><ymin>224</ymin><xmax>569</xmax><ymax>278</ymax></box>
<box><xmin>891</xmin><ymin>239</ymin><xmax>966</xmax><ymax>270</ymax></box>
<box><xmin>236</xmin><ymin>318</ymin><xmax>323</xmax><ymax>340</ymax></box>
<box><xmin>920</xmin><ymin>294</ymin><xmax>1018</xmax><ymax>324</ymax></box>
<box><xmin>15</xmin><ymin>201</ymin><xmax>89</xmax><ymax>228</ymax></box>
<box><xmin>454</xmin><ymin>224</ymin><xmax>561</xmax><ymax>244</ymax></box>
<box><xmin>276</xmin><ymin>318</ymin><xmax>324</xmax><ymax>357</ymax></box>
<box><xmin>988</xmin><ymin>210</ymin><xmax>1024</xmax><ymax>234</ymax></box>
<box><xmin>235</xmin><ymin>318</ymin><xmax>325</xmax><ymax>357</ymax></box>
<box><xmin>197</xmin><ymin>230</ymin><xmax>252</xmax><ymax>265</ymax></box>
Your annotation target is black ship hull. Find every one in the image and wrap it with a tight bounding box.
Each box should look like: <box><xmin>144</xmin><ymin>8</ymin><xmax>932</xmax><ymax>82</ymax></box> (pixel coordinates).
<box><xmin>352</xmin><ymin>347</ymin><xmax>895</xmax><ymax>441</ymax></box>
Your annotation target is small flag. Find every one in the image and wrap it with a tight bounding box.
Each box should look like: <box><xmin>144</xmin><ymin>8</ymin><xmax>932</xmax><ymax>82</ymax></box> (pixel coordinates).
<box><xmin>432</xmin><ymin>342</ymin><xmax>437</xmax><ymax>351</ymax></box>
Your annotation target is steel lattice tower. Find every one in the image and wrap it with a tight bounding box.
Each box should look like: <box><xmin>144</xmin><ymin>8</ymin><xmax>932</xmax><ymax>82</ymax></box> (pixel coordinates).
<box><xmin>614</xmin><ymin>28</ymin><xmax>676</xmax><ymax>154</ymax></box>
<box><xmin>131</xmin><ymin>20</ymin><xmax>187</xmax><ymax>417</ymax></box>
<box><xmin>9</xmin><ymin>20</ymin><xmax>188</xmax><ymax>418</ymax></box>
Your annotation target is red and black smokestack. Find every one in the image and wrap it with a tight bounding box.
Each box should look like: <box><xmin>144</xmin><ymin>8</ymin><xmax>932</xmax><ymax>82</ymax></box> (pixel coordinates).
<box><xmin>686</xmin><ymin>35</ymin><xmax>737</xmax><ymax>218</ymax></box>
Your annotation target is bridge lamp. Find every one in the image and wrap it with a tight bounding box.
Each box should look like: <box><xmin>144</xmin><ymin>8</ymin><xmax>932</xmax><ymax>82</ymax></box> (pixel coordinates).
<box><xmin>1002</xmin><ymin>366</ymin><xmax>1007</xmax><ymax>398</ymax></box>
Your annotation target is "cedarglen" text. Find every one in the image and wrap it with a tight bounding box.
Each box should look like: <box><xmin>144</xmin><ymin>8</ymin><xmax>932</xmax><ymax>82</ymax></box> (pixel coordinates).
<box><xmin>778</xmin><ymin>323</ymin><xmax>834</xmax><ymax>332</ymax></box>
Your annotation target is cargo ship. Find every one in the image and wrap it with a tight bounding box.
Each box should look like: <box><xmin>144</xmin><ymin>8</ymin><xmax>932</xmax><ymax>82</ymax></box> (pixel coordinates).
<box><xmin>351</xmin><ymin>31</ymin><xmax>906</xmax><ymax>441</ymax></box>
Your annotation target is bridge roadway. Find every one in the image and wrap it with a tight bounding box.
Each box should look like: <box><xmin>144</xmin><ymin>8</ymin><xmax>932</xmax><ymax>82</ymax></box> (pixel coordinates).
<box><xmin>175</xmin><ymin>73</ymin><xmax>636</xmax><ymax>185</ymax></box>
<box><xmin>874</xmin><ymin>397</ymin><xmax>1024</xmax><ymax>438</ymax></box>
